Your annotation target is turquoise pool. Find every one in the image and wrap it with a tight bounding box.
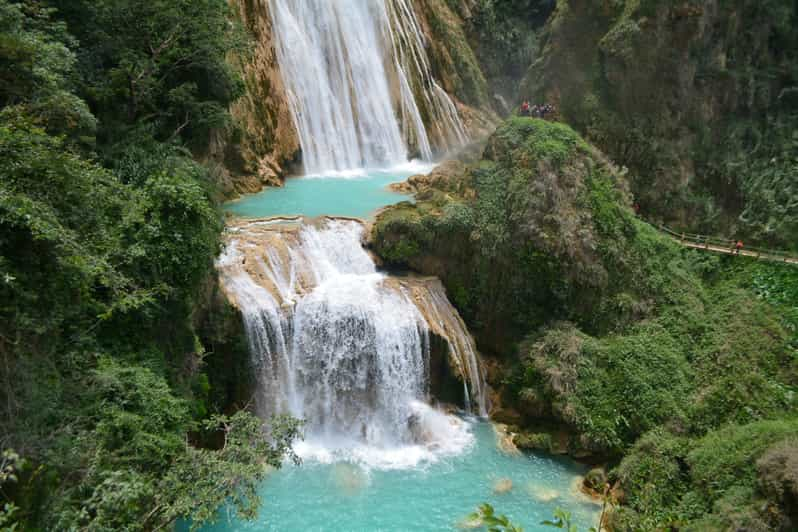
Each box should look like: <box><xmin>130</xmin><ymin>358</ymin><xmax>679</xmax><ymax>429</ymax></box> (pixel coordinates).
<box><xmin>207</xmin><ymin>165</ymin><xmax>601</xmax><ymax>531</ymax></box>
<box><xmin>225</xmin><ymin>163</ymin><xmax>430</xmax><ymax>220</ymax></box>
<box><xmin>186</xmin><ymin>421</ymin><xmax>599</xmax><ymax>531</ymax></box>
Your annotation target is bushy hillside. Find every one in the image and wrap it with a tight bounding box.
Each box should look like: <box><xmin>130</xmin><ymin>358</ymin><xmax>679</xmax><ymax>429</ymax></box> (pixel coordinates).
<box><xmin>371</xmin><ymin>117</ymin><xmax>798</xmax><ymax>529</ymax></box>
<box><xmin>521</xmin><ymin>0</ymin><xmax>798</xmax><ymax>249</ymax></box>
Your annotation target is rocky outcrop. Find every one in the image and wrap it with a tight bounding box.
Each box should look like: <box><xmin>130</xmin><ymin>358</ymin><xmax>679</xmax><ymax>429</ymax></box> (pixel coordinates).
<box><xmin>371</xmin><ymin>118</ymin><xmax>637</xmax><ymax>354</ymax></box>
<box><xmin>388</xmin><ymin>160</ymin><xmax>471</xmax><ymax>196</ymax></box>
<box><xmin>211</xmin><ymin>0</ymin><xmax>300</xmax><ymax>198</ymax></box>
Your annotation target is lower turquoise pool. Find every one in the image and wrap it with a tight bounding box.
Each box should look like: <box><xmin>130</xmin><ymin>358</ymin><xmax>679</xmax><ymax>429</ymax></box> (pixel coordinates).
<box><xmin>186</xmin><ymin>421</ymin><xmax>599</xmax><ymax>532</ymax></box>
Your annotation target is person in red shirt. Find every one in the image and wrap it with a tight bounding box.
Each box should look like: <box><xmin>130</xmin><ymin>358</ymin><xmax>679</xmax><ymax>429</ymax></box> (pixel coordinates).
<box><xmin>520</xmin><ymin>101</ymin><xmax>530</xmax><ymax>116</ymax></box>
<box><xmin>735</xmin><ymin>240</ymin><xmax>744</xmax><ymax>255</ymax></box>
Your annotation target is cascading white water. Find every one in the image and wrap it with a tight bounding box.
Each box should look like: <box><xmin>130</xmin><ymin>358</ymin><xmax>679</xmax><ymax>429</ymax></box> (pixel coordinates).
<box><xmin>269</xmin><ymin>0</ymin><xmax>468</xmax><ymax>174</ymax></box>
<box><xmin>218</xmin><ymin>219</ymin><xmax>486</xmax><ymax>467</ymax></box>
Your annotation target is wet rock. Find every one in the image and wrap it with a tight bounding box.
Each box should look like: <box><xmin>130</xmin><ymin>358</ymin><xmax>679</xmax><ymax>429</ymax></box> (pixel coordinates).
<box><xmin>493</xmin><ymin>478</ymin><xmax>513</xmax><ymax>494</ymax></box>
<box><xmin>388</xmin><ymin>160</ymin><xmax>468</xmax><ymax>195</ymax></box>
<box><xmin>491</xmin><ymin>407</ymin><xmax>523</xmax><ymax>426</ymax></box>
<box><xmin>493</xmin><ymin>423</ymin><xmax>521</xmax><ymax>456</ymax></box>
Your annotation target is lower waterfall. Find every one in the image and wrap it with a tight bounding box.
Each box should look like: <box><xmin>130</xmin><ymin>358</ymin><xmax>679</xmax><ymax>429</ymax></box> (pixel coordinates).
<box><xmin>217</xmin><ymin>218</ymin><xmax>487</xmax><ymax>467</ymax></box>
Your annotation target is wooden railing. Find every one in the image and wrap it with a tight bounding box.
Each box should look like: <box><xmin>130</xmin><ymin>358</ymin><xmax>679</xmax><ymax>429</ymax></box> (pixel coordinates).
<box><xmin>656</xmin><ymin>224</ymin><xmax>798</xmax><ymax>265</ymax></box>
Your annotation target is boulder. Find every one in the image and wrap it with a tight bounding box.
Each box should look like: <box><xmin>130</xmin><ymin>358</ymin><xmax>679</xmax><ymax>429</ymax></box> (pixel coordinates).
<box><xmin>493</xmin><ymin>478</ymin><xmax>513</xmax><ymax>494</ymax></box>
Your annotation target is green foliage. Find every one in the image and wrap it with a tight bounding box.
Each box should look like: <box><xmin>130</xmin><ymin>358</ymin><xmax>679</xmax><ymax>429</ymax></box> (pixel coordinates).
<box><xmin>0</xmin><ymin>1</ymin><xmax>95</xmax><ymax>143</ymax></box>
<box><xmin>50</xmin><ymin>0</ymin><xmax>247</xmax><ymax>151</ymax></box>
<box><xmin>469</xmin><ymin>503</ymin><xmax>524</xmax><ymax>532</ymax></box>
<box><xmin>0</xmin><ymin>112</ymin><xmax>137</xmax><ymax>340</ymax></box>
<box><xmin>0</xmin><ymin>450</ymin><xmax>22</xmax><ymax>531</ymax></box>
<box><xmin>574</xmin><ymin>324</ymin><xmax>690</xmax><ymax>451</ymax></box>
<box><xmin>612</xmin><ymin>418</ymin><xmax>798</xmax><ymax>530</ymax></box>
<box><xmin>47</xmin><ymin>360</ymin><xmax>302</xmax><ymax>531</ymax></box>
<box><xmin>688</xmin><ymin>419</ymin><xmax>798</xmax><ymax>507</ymax></box>
<box><xmin>541</xmin><ymin>508</ymin><xmax>578</xmax><ymax>532</ymax></box>
<box><xmin>0</xmin><ymin>2</ymin><xmax>299</xmax><ymax>530</ymax></box>
<box><xmin>726</xmin><ymin>111</ymin><xmax>798</xmax><ymax>249</ymax></box>
<box><xmin>611</xmin><ymin>428</ymin><xmax>692</xmax><ymax>528</ymax></box>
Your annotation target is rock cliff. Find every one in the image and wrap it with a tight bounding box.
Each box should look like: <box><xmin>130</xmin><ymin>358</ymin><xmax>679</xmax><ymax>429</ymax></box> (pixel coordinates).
<box><xmin>211</xmin><ymin>0</ymin><xmax>300</xmax><ymax>197</ymax></box>
<box><xmin>522</xmin><ymin>0</ymin><xmax>798</xmax><ymax>247</ymax></box>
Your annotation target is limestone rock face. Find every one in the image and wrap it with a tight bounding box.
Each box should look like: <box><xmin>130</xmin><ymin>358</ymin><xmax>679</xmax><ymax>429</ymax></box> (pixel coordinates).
<box><xmin>232</xmin><ymin>0</ymin><xmax>300</xmax><ymax>179</ymax></box>
<box><xmin>413</xmin><ymin>0</ymin><xmax>494</xmax><ymax>113</ymax></box>
<box><xmin>211</xmin><ymin>0</ymin><xmax>300</xmax><ymax>198</ymax></box>
<box><xmin>389</xmin><ymin>160</ymin><xmax>469</xmax><ymax>196</ymax></box>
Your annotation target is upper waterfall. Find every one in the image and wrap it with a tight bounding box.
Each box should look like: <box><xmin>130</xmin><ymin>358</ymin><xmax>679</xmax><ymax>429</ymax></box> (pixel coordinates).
<box><xmin>269</xmin><ymin>0</ymin><xmax>468</xmax><ymax>175</ymax></box>
<box><xmin>217</xmin><ymin>218</ymin><xmax>486</xmax><ymax>467</ymax></box>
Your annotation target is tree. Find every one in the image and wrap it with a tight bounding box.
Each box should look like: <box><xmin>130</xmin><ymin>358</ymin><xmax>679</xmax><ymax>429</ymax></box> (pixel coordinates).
<box><xmin>50</xmin><ymin>0</ymin><xmax>247</xmax><ymax>150</ymax></box>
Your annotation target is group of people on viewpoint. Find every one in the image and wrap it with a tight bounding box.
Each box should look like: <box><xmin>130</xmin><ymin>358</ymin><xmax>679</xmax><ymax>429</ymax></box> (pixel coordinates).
<box><xmin>520</xmin><ymin>101</ymin><xmax>555</xmax><ymax>119</ymax></box>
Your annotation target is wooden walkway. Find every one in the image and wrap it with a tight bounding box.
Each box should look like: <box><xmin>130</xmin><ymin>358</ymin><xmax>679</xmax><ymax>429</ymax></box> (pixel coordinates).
<box><xmin>657</xmin><ymin>225</ymin><xmax>798</xmax><ymax>265</ymax></box>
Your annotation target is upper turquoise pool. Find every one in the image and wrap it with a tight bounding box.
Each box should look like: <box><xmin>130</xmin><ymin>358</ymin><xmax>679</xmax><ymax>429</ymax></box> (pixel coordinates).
<box><xmin>225</xmin><ymin>162</ymin><xmax>430</xmax><ymax>220</ymax></box>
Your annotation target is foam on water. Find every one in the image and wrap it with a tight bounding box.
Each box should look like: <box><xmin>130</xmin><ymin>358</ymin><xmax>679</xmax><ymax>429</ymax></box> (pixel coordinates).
<box><xmin>302</xmin><ymin>160</ymin><xmax>435</xmax><ymax>179</ymax></box>
<box><xmin>294</xmin><ymin>401</ymin><xmax>475</xmax><ymax>470</ymax></box>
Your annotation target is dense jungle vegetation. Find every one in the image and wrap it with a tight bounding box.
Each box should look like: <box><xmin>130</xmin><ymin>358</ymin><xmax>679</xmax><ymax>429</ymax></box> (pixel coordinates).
<box><xmin>518</xmin><ymin>0</ymin><xmax>798</xmax><ymax>249</ymax></box>
<box><xmin>0</xmin><ymin>1</ymin><xmax>299</xmax><ymax>529</ymax></box>
<box><xmin>1</xmin><ymin>0</ymin><xmax>797</xmax><ymax>530</ymax></box>
<box><xmin>371</xmin><ymin>117</ymin><xmax>798</xmax><ymax>530</ymax></box>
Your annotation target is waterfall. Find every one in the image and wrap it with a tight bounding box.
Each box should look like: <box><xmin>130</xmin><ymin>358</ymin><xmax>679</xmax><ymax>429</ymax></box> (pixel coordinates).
<box><xmin>269</xmin><ymin>0</ymin><xmax>468</xmax><ymax>175</ymax></box>
<box><xmin>217</xmin><ymin>218</ymin><xmax>486</xmax><ymax>466</ymax></box>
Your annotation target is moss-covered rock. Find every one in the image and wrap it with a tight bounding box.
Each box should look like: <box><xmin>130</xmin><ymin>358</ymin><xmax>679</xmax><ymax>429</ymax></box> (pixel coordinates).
<box><xmin>373</xmin><ymin>117</ymin><xmax>659</xmax><ymax>352</ymax></box>
<box><xmin>513</xmin><ymin>431</ymin><xmax>554</xmax><ymax>453</ymax></box>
